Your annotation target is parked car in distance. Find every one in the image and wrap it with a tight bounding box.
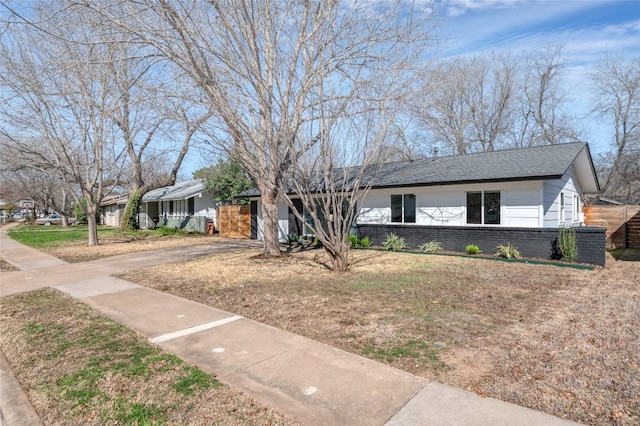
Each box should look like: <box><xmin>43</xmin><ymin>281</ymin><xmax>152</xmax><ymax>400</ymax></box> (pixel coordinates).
<box><xmin>35</xmin><ymin>214</ymin><xmax>75</xmax><ymax>226</ymax></box>
<box><xmin>11</xmin><ymin>212</ymin><xmax>24</xmax><ymax>219</ymax></box>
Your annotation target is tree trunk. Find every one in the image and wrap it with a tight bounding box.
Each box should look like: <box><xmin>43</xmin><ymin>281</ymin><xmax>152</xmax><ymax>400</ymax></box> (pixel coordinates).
<box><xmin>86</xmin><ymin>205</ymin><xmax>99</xmax><ymax>246</ymax></box>
<box><xmin>260</xmin><ymin>186</ymin><xmax>282</xmax><ymax>256</ymax></box>
<box><xmin>325</xmin><ymin>241</ymin><xmax>351</xmax><ymax>272</ymax></box>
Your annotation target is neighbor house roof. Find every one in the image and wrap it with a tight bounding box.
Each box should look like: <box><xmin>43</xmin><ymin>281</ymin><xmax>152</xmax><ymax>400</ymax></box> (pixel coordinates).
<box><xmin>237</xmin><ymin>142</ymin><xmax>599</xmax><ymax>197</ymax></box>
<box><xmin>99</xmin><ymin>194</ymin><xmax>129</xmax><ymax>207</ymax></box>
<box><xmin>142</xmin><ymin>180</ymin><xmax>205</xmax><ymax>202</ymax></box>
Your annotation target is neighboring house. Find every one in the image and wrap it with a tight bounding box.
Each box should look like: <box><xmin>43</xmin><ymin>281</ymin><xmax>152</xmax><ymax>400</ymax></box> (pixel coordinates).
<box><xmin>242</xmin><ymin>142</ymin><xmax>606</xmax><ymax>265</ymax></box>
<box><xmin>139</xmin><ymin>180</ymin><xmax>217</xmax><ymax>234</ymax></box>
<box><xmin>100</xmin><ymin>194</ymin><xmax>129</xmax><ymax>227</ymax></box>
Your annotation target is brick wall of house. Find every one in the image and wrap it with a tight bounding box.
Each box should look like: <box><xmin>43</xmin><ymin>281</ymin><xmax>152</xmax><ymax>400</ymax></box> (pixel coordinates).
<box><xmin>356</xmin><ymin>224</ymin><xmax>606</xmax><ymax>266</ymax></box>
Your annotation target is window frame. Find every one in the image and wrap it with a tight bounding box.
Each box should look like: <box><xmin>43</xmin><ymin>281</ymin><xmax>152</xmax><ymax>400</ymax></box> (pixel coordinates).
<box><xmin>466</xmin><ymin>190</ymin><xmax>502</xmax><ymax>225</ymax></box>
<box><xmin>559</xmin><ymin>192</ymin><xmax>565</xmax><ymax>223</ymax></box>
<box><xmin>390</xmin><ymin>194</ymin><xmax>416</xmax><ymax>224</ymax></box>
<box><xmin>573</xmin><ymin>194</ymin><xmax>580</xmax><ymax>223</ymax></box>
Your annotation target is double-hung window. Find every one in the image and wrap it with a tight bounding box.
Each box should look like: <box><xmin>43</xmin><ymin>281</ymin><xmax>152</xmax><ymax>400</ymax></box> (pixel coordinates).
<box><xmin>466</xmin><ymin>191</ymin><xmax>501</xmax><ymax>225</ymax></box>
<box><xmin>574</xmin><ymin>195</ymin><xmax>580</xmax><ymax>223</ymax></box>
<box><xmin>559</xmin><ymin>192</ymin><xmax>565</xmax><ymax>223</ymax></box>
<box><xmin>391</xmin><ymin>194</ymin><xmax>416</xmax><ymax>223</ymax></box>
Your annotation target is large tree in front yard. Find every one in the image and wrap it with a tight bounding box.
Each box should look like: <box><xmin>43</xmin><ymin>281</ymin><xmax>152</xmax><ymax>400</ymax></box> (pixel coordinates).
<box><xmin>0</xmin><ymin>4</ymin><xmax>126</xmax><ymax>245</ymax></box>
<box><xmin>86</xmin><ymin>0</ymin><xmax>435</xmax><ymax>257</ymax></box>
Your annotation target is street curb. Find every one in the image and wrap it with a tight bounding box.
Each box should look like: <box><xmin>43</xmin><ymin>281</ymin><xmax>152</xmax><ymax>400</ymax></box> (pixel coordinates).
<box><xmin>0</xmin><ymin>350</ymin><xmax>43</xmax><ymax>426</ymax></box>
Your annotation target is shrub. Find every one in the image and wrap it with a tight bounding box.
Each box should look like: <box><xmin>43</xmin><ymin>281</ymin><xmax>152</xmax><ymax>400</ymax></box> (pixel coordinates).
<box><xmin>465</xmin><ymin>244</ymin><xmax>481</xmax><ymax>255</ymax></box>
<box><xmin>383</xmin><ymin>233</ymin><xmax>407</xmax><ymax>252</ymax></box>
<box><xmin>287</xmin><ymin>233</ymin><xmax>299</xmax><ymax>245</ymax></box>
<box><xmin>558</xmin><ymin>227</ymin><xmax>578</xmax><ymax>262</ymax></box>
<box><xmin>121</xmin><ymin>190</ymin><xmax>141</xmax><ymax>231</ymax></box>
<box><xmin>349</xmin><ymin>234</ymin><xmax>360</xmax><ymax>248</ymax></box>
<box><xmin>495</xmin><ymin>243</ymin><xmax>522</xmax><ymax>260</ymax></box>
<box><xmin>359</xmin><ymin>236</ymin><xmax>371</xmax><ymax>248</ymax></box>
<box><xmin>419</xmin><ymin>240</ymin><xmax>442</xmax><ymax>253</ymax></box>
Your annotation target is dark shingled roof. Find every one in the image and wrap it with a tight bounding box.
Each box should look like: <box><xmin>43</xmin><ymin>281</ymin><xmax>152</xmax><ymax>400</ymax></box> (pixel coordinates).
<box><xmin>237</xmin><ymin>142</ymin><xmax>597</xmax><ymax>197</ymax></box>
<box><xmin>371</xmin><ymin>142</ymin><xmax>589</xmax><ymax>188</ymax></box>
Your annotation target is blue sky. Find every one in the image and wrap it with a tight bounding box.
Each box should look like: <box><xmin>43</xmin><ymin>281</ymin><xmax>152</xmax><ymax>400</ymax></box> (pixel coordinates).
<box><xmin>429</xmin><ymin>0</ymin><xmax>640</xmax><ymax>157</ymax></box>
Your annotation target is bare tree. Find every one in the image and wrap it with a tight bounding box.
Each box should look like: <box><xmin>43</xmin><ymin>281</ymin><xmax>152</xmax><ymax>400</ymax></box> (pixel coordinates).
<box><xmin>413</xmin><ymin>48</ymin><xmax>580</xmax><ymax>155</ymax></box>
<box><xmin>85</xmin><ymin>0</ymin><xmax>434</xmax><ymax>257</ymax></box>
<box><xmin>0</xmin><ymin>167</ymin><xmax>72</xmax><ymax>221</ymax></box>
<box><xmin>591</xmin><ymin>56</ymin><xmax>640</xmax><ymax>203</ymax></box>
<box><xmin>512</xmin><ymin>47</ymin><xmax>581</xmax><ymax>147</ymax></box>
<box><xmin>0</xmin><ymin>4</ymin><xmax>126</xmax><ymax>245</ymax></box>
<box><xmin>413</xmin><ymin>57</ymin><xmax>476</xmax><ymax>155</ymax></box>
<box><xmin>90</xmin><ymin>29</ymin><xmax>213</xmax><ymax>229</ymax></box>
<box><xmin>283</xmin><ymin>109</ymin><xmax>401</xmax><ymax>271</ymax></box>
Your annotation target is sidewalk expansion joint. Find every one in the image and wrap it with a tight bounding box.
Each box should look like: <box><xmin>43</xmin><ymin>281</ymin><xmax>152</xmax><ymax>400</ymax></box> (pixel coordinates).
<box><xmin>150</xmin><ymin>315</ymin><xmax>244</xmax><ymax>344</ymax></box>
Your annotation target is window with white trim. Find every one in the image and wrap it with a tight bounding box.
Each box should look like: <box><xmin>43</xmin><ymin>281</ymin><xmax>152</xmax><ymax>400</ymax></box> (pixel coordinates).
<box><xmin>466</xmin><ymin>191</ymin><xmax>501</xmax><ymax>225</ymax></box>
<box><xmin>574</xmin><ymin>195</ymin><xmax>580</xmax><ymax>222</ymax></box>
<box><xmin>559</xmin><ymin>192</ymin><xmax>565</xmax><ymax>223</ymax></box>
<box><xmin>391</xmin><ymin>194</ymin><xmax>416</xmax><ymax>223</ymax></box>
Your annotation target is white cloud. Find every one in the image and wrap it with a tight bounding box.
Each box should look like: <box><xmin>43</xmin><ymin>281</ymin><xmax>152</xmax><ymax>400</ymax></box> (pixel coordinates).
<box><xmin>441</xmin><ymin>0</ymin><xmax>529</xmax><ymax>17</ymax></box>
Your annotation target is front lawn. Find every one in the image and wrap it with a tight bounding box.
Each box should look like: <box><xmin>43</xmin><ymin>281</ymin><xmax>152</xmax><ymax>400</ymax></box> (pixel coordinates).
<box><xmin>119</xmin><ymin>249</ymin><xmax>640</xmax><ymax>426</ymax></box>
<box><xmin>8</xmin><ymin>225</ymin><xmax>119</xmax><ymax>248</ymax></box>
<box><xmin>0</xmin><ymin>288</ymin><xmax>295</xmax><ymax>425</ymax></box>
<box><xmin>7</xmin><ymin>225</ymin><xmax>211</xmax><ymax>262</ymax></box>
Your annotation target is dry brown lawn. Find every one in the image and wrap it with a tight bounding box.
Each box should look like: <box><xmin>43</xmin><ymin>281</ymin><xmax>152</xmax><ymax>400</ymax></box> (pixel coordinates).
<box><xmin>117</xmin><ymin>247</ymin><xmax>640</xmax><ymax>426</ymax></box>
<box><xmin>42</xmin><ymin>232</ymin><xmax>213</xmax><ymax>262</ymax></box>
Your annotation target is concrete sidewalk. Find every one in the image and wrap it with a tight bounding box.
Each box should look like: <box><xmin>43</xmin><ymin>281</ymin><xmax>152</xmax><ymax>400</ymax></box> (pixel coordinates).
<box><xmin>0</xmin><ymin>227</ymin><xmax>581</xmax><ymax>425</ymax></box>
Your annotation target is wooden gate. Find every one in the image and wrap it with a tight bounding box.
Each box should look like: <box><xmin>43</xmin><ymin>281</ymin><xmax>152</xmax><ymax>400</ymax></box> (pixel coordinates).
<box><xmin>218</xmin><ymin>205</ymin><xmax>251</xmax><ymax>238</ymax></box>
<box><xmin>583</xmin><ymin>205</ymin><xmax>640</xmax><ymax>248</ymax></box>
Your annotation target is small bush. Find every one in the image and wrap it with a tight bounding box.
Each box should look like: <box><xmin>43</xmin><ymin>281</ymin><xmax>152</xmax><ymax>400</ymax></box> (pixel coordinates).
<box><xmin>383</xmin><ymin>233</ymin><xmax>407</xmax><ymax>252</ymax></box>
<box><xmin>349</xmin><ymin>234</ymin><xmax>359</xmax><ymax>248</ymax></box>
<box><xmin>359</xmin><ymin>236</ymin><xmax>371</xmax><ymax>248</ymax></box>
<box><xmin>495</xmin><ymin>243</ymin><xmax>522</xmax><ymax>260</ymax></box>
<box><xmin>287</xmin><ymin>233</ymin><xmax>299</xmax><ymax>245</ymax></box>
<box><xmin>558</xmin><ymin>227</ymin><xmax>578</xmax><ymax>262</ymax></box>
<box><xmin>465</xmin><ymin>244</ymin><xmax>481</xmax><ymax>255</ymax></box>
<box><xmin>419</xmin><ymin>240</ymin><xmax>442</xmax><ymax>253</ymax></box>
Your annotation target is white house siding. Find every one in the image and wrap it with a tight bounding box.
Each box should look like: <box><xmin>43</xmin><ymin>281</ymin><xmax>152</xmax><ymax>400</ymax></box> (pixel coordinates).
<box><xmin>356</xmin><ymin>182</ymin><xmax>543</xmax><ymax>228</ymax></box>
<box><xmin>102</xmin><ymin>204</ymin><xmax>123</xmax><ymax>227</ymax></box>
<box><xmin>358</xmin><ymin>193</ymin><xmax>392</xmax><ymax>224</ymax></box>
<box><xmin>502</xmin><ymin>186</ymin><xmax>540</xmax><ymax>227</ymax></box>
<box><xmin>417</xmin><ymin>191</ymin><xmax>464</xmax><ymax>226</ymax></box>
<box><xmin>194</xmin><ymin>192</ymin><xmax>217</xmax><ymax>224</ymax></box>
<box><xmin>543</xmin><ymin>166</ymin><xmax>583</xmax><ymax>227</ymax></box>
<box><xmin>278</xmin><ymin>202</ymin><xmax>289</xmax><ymax>242</ymax></box>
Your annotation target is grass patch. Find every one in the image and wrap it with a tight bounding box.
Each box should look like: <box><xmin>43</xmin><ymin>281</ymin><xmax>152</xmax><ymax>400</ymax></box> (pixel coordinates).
<box><xmin>363</xmin><ymin>339</ymin><xmax>448</xmax><ymax>369</ymax></box>
<box><xmin>609</xmin><ymin>248</ymin><xmax>640</xmax><ymax>261</ymax></box>
<box><xmin>7</xmin><ymin>226</ymin><xmax>118</xmax><ymax>248</ymax></box>
<box><xmin>0</xmin><ymin>288</ymin><xmax>295</xmax><ymax>425</ymax></box>
<box><xmin>7</xmin><ymin>225</ymin><xmax>211</xmax><ymax>262</ymax></box>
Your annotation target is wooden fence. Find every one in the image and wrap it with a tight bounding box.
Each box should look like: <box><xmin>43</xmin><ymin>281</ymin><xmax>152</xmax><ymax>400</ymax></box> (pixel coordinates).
<box><xmin>218</xmin><ymin>205</ymin><xmax>251</xmax><ymax>239</ymax></box>
<box><xmin>583</xmin><ymin>205</ymin><xmax>640</xmax><ymax>249</ymax></box>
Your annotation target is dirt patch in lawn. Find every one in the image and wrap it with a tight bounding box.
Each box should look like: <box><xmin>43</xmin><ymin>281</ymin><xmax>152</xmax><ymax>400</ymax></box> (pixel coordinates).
<box><xmin>0</xmin><ymin>288</ymin><xmax>296</xmax><ymax>425</ymax></box>
<box><xmin>119</xmin><ymin>248</ymin><xmax>640</xmax><ymax>425</ymax></box>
